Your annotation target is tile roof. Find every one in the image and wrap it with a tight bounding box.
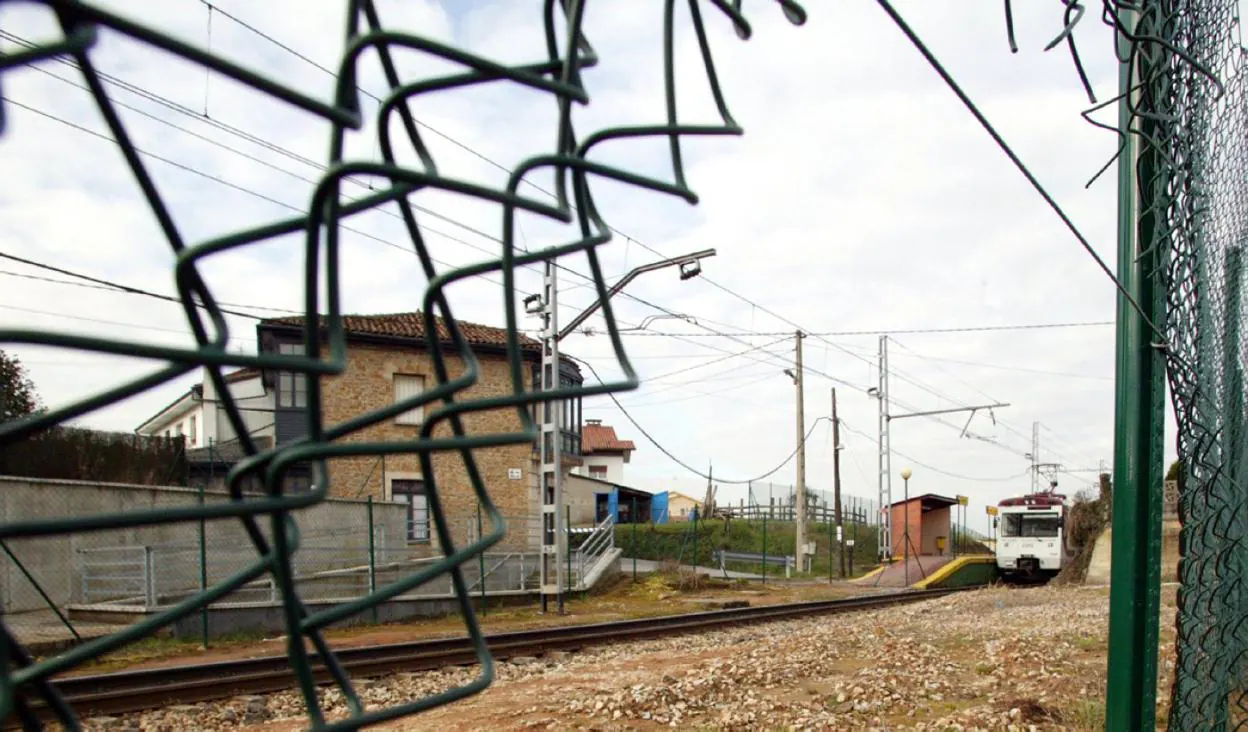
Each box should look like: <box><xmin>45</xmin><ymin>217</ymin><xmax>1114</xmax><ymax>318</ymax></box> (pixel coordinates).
<box><xmin>224</xmin><ymin>367</ymin><xmax>260</xmax><ymax>383</ymax></box>
<box><xmin>260</xmin><ymin>312</ymin><xmax>543</xmax><ymax>352</ymax></box>
<box><xmin>582</xmin><ymin>421</ymin><xmax>636</xmax><ymax>454</ymax></box>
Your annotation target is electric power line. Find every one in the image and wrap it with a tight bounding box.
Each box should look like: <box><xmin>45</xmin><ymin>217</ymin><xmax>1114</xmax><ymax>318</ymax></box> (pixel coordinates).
<box><xmin>575</xmin><ymin>356</ymin><xmax>827</xmax><ymax>485</ymax></box>
<box><xmin>614</xmin><ymin>321</ymin><xmax>1114</xmax><ymax>337</ymax></box>
<box><xmin>839</xmin><ymin>418</ymin><xmax>1031</xmax><ymax>483</ymax></box>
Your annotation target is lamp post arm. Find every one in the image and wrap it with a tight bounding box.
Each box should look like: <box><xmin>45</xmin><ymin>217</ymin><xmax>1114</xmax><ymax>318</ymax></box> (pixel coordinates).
<box><xmin>556</xmin><ymin>248</ymin><xmax>716</xmax><ymax>342</ymax></box>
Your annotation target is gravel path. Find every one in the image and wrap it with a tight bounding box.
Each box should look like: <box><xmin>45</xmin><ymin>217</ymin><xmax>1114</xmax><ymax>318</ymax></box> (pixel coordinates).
<box><xmin>92</xmin><ymin>584</ymin><xmax>1172</xmax><ymax>731</ymax></box>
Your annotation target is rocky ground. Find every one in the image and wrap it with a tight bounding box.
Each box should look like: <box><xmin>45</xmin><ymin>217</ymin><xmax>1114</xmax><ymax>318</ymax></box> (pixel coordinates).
<box><xmin>83</xmin><ymin>584</ymin><xmax>1178</xmax><ymax>731</ymax></box>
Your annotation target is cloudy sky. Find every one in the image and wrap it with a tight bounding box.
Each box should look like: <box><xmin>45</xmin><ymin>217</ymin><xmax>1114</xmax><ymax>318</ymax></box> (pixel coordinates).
<box><xmin>0</xmin><ymin>0</ymin><xmax>1182</xmax><ymax>533</ymax></box>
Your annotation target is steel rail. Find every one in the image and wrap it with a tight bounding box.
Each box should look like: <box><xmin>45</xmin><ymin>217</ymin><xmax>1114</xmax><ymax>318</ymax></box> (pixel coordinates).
<box><xmin>16</xmin><ymin>586</ymin><xmax>975</xmax><ymax>723</ymax></box>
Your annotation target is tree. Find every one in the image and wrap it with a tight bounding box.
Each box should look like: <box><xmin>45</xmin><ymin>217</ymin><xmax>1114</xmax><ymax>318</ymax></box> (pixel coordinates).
<box><xmin>0</xmin><ymin>349</ymin><xmax>42</xmax><ymax>423</ymax></box>
<box><xmin>1166</xmin><ymin>458</ymin><xmax>1186</xmax><ymax>492</ymax></box>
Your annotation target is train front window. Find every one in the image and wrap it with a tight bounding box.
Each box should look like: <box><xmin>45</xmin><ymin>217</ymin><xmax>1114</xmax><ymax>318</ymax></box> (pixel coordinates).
<box><xmin>1000</xmin><ymin>513</ymin><xmax>1060</xmax><ymax>538</ymax></box>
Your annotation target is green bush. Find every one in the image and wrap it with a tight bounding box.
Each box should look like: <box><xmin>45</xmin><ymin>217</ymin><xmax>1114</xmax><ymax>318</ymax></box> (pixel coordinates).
<box><xmin>614</xmin><ymin>517</ymin><xmax>881</xmax><ymax>578</ymax></box>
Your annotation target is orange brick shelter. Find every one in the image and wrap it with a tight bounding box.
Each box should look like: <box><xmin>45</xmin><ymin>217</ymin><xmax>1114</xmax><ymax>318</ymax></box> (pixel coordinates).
<box><xmin>888</xmin><ymin>493</ymin><xmax>957</xmax><ymax>557</ymax></box>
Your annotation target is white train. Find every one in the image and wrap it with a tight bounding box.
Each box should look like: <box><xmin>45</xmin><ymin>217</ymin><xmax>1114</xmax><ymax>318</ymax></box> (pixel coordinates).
<box><xmin>993</xmin><ymin>491</ymin><xmax>1075</xmax><ymax>581</ymax></box>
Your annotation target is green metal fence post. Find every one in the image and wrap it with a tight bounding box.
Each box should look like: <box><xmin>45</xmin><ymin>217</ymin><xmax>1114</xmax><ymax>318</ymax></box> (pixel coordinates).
<box><xmin>478</xmin><ymin>501</ymin><xmax>486</xmax><ymax>617</ymax></box>
<box><xmin>761</xmin><ymin>513</ymin><xmax>768</xmax><ymax>585</ymax></box>
<box><xmin>631</xmin><ymin>497</ymin><xmax>637</xmax><ymax>583</ymax></box>
<box><xmin>565</xmin><ymin>505</ymin><xmax>572</xmax><ymax>608</ymax></box>
<box><xmin>692</xmin><ymin>508</ymin><xmax>699</xmax><ymax>574</ymax></box>
<box><xmin>367</xmin><ymin>497</ymin><xmax>378</xmax><ymax>624</ymax></box>
<box><xmin>1106</xmin><ymin>5</ymin><xmax>1166</xmax><ymax>727</ymax></box>
<box><xmin>827</xmin><ymin>511</ymin><xmax>833</xmax><ymax>583</ymax></box>
<box><xmin>198</xmin><ymin>473</ymin><xmax>208</xmax><ymax>649</ymax></box>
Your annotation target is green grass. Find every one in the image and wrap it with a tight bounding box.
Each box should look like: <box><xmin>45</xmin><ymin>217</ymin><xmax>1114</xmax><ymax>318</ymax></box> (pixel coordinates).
<box><xmin>614</xmin><ymin>518</ymin><xmax>882</xmax><ymax>579</ymax></box>
<box><xmin>1063</xmin><ymin>699</ymin><xmax>1107</xmax><ymax>730</ymax></box>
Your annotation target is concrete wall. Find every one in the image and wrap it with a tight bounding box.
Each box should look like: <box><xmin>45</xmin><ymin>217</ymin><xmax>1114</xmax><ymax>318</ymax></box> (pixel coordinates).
<box><xmin>889</xmin><ymin>501</ymin><xmax>951</xmax><ymax>556</ymax></box>
<box><xmin>572</xmin><ymin>454</ymin><xmax>626</xmax><ymax>484</ymax></box>
<box><xmin>920</xmin><ymin>506</ymin><xmax>951</xmax><ymax>555</ymax></box>
<box><xmin>563</xmin><ymin>475</ymin><xmax>608</xmax><ymax>527</ymax></box>
<box><xmin>0</xmin><ymin>475</ymin><xmax>407</xmax><ymax>614</ymax></box>
<box><xmin>668</xmin><ymin>494</ymin><xmax>699</xmax><ymax>520</ymax></box>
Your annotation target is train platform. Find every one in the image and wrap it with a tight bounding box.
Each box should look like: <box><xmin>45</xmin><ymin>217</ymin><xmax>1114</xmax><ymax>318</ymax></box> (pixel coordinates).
<box><xmin>853</xmin><ymin>555</ymin><xmax>954</xmax><ymax>588</ymax></box>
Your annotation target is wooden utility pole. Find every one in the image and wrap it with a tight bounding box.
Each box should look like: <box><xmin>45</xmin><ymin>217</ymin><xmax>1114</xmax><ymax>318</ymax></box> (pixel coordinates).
<box><xmin>832</xmin><ymin>388</ymin><xmax>844</xmax><ymax>578</ymax></box>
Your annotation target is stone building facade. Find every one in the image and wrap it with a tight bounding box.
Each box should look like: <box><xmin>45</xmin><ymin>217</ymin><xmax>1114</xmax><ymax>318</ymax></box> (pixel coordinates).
<box><xmin>255</xmin><ymin>312</ymin><xmax>584</xmax><ymax>552</ymax></box>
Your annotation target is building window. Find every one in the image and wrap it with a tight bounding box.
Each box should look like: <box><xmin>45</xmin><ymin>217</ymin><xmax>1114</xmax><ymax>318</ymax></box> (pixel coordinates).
<box><xmin>392</xmin><ymin>479</ymin><xmax>429</xmax><ymax>542</ymax></box>
<box><xmin>394</xmin><ymin>374</ymin><xmax>425</xmax><ymax>425</ymax></box>
<box><xmin>277</xmin><ymin>343</ymin><xmax>307</xmax><ymax>408</ymax></box>
<box><xmin>189</xmin><ymin>415</ymin><xmax>197</xmax><ymax>445</ymax></box>
<box><xmin>589</xmin><ymin>465</ymin><xmax>607</xmax><ymax>479</ymax></box>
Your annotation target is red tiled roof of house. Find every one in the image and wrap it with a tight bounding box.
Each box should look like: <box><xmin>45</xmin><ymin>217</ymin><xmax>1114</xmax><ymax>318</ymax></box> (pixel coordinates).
<box><xmin>260</xmin><ymin>312</ymin><xmax>543</xmax><ymax>351</ymax></box>
<box><xmin>224</xmin><ymin>367</ymin><xmax>260</xmax><ymax>383</ymax></box>
<box><xmin>582</xmin><ymin>421</ymin><xmax>636</xmax><ymax>454</ymax></box>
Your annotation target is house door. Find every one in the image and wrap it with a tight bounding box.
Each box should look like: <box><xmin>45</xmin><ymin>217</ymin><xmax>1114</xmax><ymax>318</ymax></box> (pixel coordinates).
<box><xmin>392</xmin><ymin>479</ymin><xmax>429</xmax><ymax>543</ymax></box>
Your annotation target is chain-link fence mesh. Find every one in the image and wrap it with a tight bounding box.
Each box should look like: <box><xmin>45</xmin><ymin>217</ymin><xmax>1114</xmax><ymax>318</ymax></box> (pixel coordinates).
<box><xmin>0</xmin><ymin>0</ymin><xmax>807</xmax><ymax>727</ymax></box>
<box><xmin>1115</xmin><ymin>0</ymin><xmax>1248</xmax><ymax>726</ymax></box>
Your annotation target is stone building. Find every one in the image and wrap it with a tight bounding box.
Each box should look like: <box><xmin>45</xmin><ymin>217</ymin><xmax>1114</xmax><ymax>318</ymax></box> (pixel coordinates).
<box><xmin>255</xmin><ymin>311</ymin><xmax>584</xmax><ymax>549</ymax></box>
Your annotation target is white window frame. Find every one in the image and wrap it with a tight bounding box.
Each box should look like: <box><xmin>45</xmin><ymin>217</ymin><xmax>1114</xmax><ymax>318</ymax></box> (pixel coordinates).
<box><xmin>277</xmin><ymin>343</ymin><xmax>307</xmax><ymax>408</ymax></box>
<box><xmin>394</xmin><ymin>373</ymin><xmax>426</xmax><ymax>426</ymax></box>
<box><xmin>387</xmin><ymin>474</ymin><xmax>429</xmax><ymax>543</ymax></box>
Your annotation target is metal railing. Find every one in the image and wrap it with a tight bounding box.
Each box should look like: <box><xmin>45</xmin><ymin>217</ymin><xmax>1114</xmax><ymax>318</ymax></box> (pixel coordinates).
<box><xmin>570</xmin><ymin>515</ymin><xmax>615</xmax><ymax>590</ymax></box>
<box><xmin>713</xmin><ymin>549</ymin><xmax>795</xmax><ymax>578</ymax></box>
<box><xmin>74</xmin><ymin>546</ymin><xmax>153</xmax><ymax>606</ymax></box>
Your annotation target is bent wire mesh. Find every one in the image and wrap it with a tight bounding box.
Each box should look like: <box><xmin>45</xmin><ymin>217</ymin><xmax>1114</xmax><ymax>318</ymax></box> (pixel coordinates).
<box><xmin>997</xmin><ymin>1</ymin><xmax>1247</xmax><ymax>726</ymax></box>
<box><xmin>0</xmin><ymin>0</ymin><xmax>807</xmax><ymax>729</ymax></box>
<box><xmin>1039</xmin><ymin>0</ymin><xmax>1248</xmax><ymax>727</ymax></box>
<box><xmin>1130</xmin><ymin>0</ymin><xmax>1248</xmax><ymax>727</ymax></box>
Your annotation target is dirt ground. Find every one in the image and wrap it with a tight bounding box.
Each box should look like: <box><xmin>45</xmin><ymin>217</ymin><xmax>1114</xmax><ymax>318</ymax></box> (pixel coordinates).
<box><xmin>109</xmin><ymin>582</ymin><xmax>1185</xmax><ymax>731</ymax></box>
<box><xmin>67</xmin><ymin>573</ymin><xmax>878</xmax><ymax>676</ymax></box>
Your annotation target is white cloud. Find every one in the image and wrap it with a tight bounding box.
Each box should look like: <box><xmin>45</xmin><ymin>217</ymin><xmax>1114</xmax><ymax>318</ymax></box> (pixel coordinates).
<box><xmin>0</xmin><ymin>0</ymin><xmax>1178</xmax><ymax>535</ymax></box>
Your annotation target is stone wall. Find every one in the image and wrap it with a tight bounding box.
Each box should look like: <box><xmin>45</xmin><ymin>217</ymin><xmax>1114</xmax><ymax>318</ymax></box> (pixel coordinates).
<box><xmin>317</xmin><ymin>343</ymin><xmax>538</xmax><ymax>550</ymax></box>
<box><xmin>1163</xmin><ymin>478</ymin><xmax>1179</xmax><ymax>518</ymax></box>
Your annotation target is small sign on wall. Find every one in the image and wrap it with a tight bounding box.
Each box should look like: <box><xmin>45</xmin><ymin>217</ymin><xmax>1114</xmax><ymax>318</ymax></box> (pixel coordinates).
<box><xmin>508</xmin><ymin>468</ymin><xmax>522</xmax><ymax>480</ymax></box>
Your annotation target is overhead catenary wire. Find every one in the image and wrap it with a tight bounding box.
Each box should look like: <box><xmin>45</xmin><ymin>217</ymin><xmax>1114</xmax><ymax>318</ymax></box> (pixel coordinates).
<box><xmin>839</xmin><ymin>419</ymin><xmax>1031</xmax><ymax>483</ymax></box>
<box><xmin>614</xmin><ymin>321</ymin><xmax>1114</xmax><ymax>337</ymax></box>
<box><xmin>575</xmin><ymin>356</ymin><xmax>827</xmax><ymax>485</ymax></box>
<box><xmin>155</xmin><ymin>5</ymin><xmax>1117</xmax><ymax>402</ymax></box>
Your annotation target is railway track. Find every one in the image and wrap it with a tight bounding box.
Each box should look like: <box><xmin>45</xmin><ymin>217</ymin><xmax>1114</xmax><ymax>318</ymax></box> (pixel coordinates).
<box><xmin>20</xmin><ymin>586</ymin><xmax>975</xmax><ymax>724</ymax></box>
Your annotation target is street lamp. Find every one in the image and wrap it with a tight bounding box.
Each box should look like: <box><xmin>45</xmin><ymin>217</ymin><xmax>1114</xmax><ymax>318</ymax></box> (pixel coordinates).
<box><xmin>900</xmin><ymin>466</ymin><xmax>912</xmax><ymax>586</ymax></box>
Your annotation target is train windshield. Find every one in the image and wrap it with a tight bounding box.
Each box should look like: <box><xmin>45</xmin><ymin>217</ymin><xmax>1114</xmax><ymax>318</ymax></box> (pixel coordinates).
<box><xmin>1000</xmin><ymin>512</ymin><xmax>1060</xmax><ymax>538</ymax></box>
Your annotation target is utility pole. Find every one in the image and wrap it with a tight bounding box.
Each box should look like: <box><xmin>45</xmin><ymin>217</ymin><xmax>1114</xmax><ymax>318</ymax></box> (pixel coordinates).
<box><xmin>793</xmin><ymin>330</ymin><xmax>808</xmax><ymax>573</ymax></box>
<box><xmin>534</xmin><ymin>247</ymin><xmax>716</xmax><ymax>614</ymax></box>
<box><xmin>874</xmin><ymin>335</ymin><xmax>893</xmax><ymax>563</ymax></box>
<box><xmin>832</xmin><ymin>388</ymin><xmax>844</xmax><ymax>578</ymax></box>
<box><xmin>537</xmin><ymin>258</ymin><xmax>565</xmax><ymax>615</ymax></box>
<box><xmin>871</xmin><ymin>333</ymin><xmax>1010</xmax><ymax>563</ymax></box>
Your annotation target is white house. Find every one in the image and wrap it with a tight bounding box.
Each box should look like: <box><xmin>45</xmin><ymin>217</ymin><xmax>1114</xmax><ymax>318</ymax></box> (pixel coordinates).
<box><xmin>135</xmin><ymin>366</ymin><xmax>275</xmax><ymax>449</ymax></box>
<box><xmin>570</xmin><ymin>419</ymin><xmax>636</xmax><ymax>484</ymax></box>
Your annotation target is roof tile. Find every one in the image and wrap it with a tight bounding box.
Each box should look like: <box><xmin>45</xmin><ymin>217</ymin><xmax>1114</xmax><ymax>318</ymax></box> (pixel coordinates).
<box><xmin>260</xmin><ymin>312</ymin><xmax>543</xmax><ymax>352</ymax></box>
<box><xmin>582</xmin><ymin>422</ymin><xmax>636</xmax><ymax>454</ymax></box>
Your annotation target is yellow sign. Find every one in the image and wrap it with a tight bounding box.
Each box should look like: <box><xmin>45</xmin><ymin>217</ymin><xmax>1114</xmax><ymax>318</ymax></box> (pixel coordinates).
<box><xmin>985</xmin><ymin>505</ymin><xmax>998</xmax><ymax>516</ymax></box>
<box><xmin>957</xmin><ymin>495</ymin><xmax>969</xmax><ymax>506</ymax></box>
